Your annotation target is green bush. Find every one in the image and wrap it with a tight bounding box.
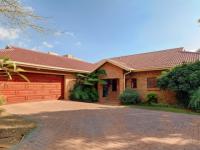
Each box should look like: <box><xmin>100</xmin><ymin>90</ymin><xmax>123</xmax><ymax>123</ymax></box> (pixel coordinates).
<box><xmin>157</xmin><ymin>61</ymin><xmax>200</xmax><ymax>107</ymax></box>
<box><xmin>146</xmin><ymin>93</ymin><xmax>158</xmax><ymax>105</ymax></box>
<box><xmin>189</xmin><ymin>88</ymin><xmax>200</xmax><ymax>111</ymax></box>
<box><xmin>119</xmin><ymin>88</ymin><xmax>140</xmax><ymax>105</ymax></box>
<box><xmin>0</xmin><ymin>95</ymin><xmax>6</xmax><ymax>105</ymax></box>
<box><xmin>70</xmin><ymin>84</ymin><xmax>98</xmax><ymax>102</ymax></box>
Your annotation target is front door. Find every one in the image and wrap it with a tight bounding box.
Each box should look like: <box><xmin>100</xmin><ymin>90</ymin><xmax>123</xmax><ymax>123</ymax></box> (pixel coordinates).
<box><xmin>102</xmin><ymin>79</ymin><xmax>118</xmax><ymax>100</ymax></box>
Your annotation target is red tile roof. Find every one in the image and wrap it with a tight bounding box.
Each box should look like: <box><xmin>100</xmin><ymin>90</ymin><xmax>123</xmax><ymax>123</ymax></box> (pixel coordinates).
<box><xmin>110</xmin><ymin>47</ymin><xmax>200</xmax><ymax>71</ymax></box>
<box><xmin>1</xmin><ymin>46</ymin><xmax>200</xmax><ymax>73</ymax></box>
<box><xmin>0</xmin><ymin>46</ymin><xmax>94</xmax><ymax>72</ymax></box>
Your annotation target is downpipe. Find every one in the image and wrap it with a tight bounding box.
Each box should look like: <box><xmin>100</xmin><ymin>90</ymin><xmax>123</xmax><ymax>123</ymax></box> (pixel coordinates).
<box><xmin>123</xmin><ymin>70</ymin><xmax>132</xmax><ymax>91</ymax></box>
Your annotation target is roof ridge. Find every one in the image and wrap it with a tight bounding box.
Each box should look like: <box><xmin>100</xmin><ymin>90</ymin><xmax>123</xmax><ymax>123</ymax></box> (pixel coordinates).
<box><xmin>110</xmin><ymin>47</ymin><xmax>184</xmax><ymax>59</ymax></box>
<box><xmin>7</xmin><ymin>45</ymin><xmax>93</xmax><ymax>64</ymax></box>
<box><xmin>179</xmin><ymin>50</ymin><xmax>200</xmax><ymax>55</ymax></box>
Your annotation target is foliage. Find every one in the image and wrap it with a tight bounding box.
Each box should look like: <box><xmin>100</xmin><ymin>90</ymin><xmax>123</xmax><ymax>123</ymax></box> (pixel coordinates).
<box><xmin>0</xmin><ymin>95</ymin><xmax>6</xmax><ymax>105</ymax></box>
<box><xmin>119</xmin><ymin>88</ymin><xmax>140</xmax><ymax>105</ymax></box>
<box><xmin>157</xmin><ymin>61</ymin><xmax>200</xmax><ymax>106</ymax></box>
<box><xmin>0</xmin><ymin>57</ymin><xmax>29</xmax><ymax>81</ymax></box>
<box><xmin>0</xmin><ymin>0</ymin><xmax>45</xmax><ymax>32</ymax></box>
<box><xmin>76</xmin><ymin>69</ymin><xmax>106</xmax><ymax>86</ymax></box>
<box><xmin>70</xmin><ymin>69</ymin><xmax>106</xmax><ymax>102</ymax></box>
<box><xmin>70</xmin><ymin>84</ymin><xmax>98</xmax><ymax>102</ymax></box>
<box><xmin>146</xmin><ymin>93</ymin><xmax>158</xmax><ymax>105</ymax></box>
<box><xmin>189</xmin><ymin>88</ymin><xmax>200</xmax><ymax>111</ymax></box>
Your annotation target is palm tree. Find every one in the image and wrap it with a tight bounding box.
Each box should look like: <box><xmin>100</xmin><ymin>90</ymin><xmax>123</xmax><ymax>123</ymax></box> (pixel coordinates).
<box><xmin>0</xmin><ymin>57</ymin><xmax>29</xmax><ymax>81</ymax></box>
<box><xmin>70</xmin><ymin>70</ymin><xmax>107</xmax><ymax>102</ymax></box>
<box><xmin>76</xmin><ymin>69</ymin><xmax>106</xmax><ymax>86</ymax></box>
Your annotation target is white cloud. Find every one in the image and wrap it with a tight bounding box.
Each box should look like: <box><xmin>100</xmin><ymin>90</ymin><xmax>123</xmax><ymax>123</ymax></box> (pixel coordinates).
<box><xmin>75</xmin><ymin>41</ymin><xmax>82</xmax><ymax>47</ymax></box>
<box><xmin>65</xmin><ymin>32</ymin><xmax>75</xmax><ymax>38</ymax></box>
<box><xmin>0</xmin><ymin>27</ymin><xmax>20</xmax><ymax>40</ymax></box>
<box><xmin>25</xmin><ymin>6</ymin><xmax>34</xmax><ymax>12</ymax></box>
<box><xmin>42</xmin><ymin>41</ymin><xmax>53</xmax><ymax>48</ymax></box>
<box><xmin>54</xmin><ymin>31</ymin><xmax>75</xmax><ymax>38</ymax></box>
<box><xmin>54</xmin><ymin>31</ymin><xmax>63</xmax><ymax>36</ymax></box>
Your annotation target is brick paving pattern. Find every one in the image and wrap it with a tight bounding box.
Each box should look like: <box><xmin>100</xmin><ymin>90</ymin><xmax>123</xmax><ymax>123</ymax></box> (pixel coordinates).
<box><xmin>2</xmin><ymin>101</ymin><xmax>200</xmax><ymax>150</ymax></box>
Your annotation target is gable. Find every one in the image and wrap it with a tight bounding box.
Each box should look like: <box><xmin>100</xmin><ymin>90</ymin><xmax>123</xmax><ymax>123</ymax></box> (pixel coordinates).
<box><xmin>98</xmin><ymin>62</ymin><xmax>124</xmax><ymax>79</ymax></box>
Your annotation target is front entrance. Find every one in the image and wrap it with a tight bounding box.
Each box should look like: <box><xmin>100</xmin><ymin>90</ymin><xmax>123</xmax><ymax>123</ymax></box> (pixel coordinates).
<box><xmin>101</xmin><ymin>79</ymin><xmax>119</xmax><ymax>102</ymax></box>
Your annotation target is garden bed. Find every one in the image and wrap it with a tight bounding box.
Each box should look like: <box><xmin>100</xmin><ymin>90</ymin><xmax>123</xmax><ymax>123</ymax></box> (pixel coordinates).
<box><xmin>0</xmin><ymin>108</ymin><xmax>36</xmax><ymax>150</ymax></box>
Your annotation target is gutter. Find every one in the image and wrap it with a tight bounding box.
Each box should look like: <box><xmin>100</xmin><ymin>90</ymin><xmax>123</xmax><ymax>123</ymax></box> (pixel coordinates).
<box><xmin>12</xmin><ymin>61</ymin><xmax>90</xmax><ymax>73</ymax></box>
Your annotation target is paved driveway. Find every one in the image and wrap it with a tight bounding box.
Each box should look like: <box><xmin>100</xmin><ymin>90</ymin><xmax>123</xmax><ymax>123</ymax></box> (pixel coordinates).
<box><xmin>2</xmin><ymin>101</ymin><xmax>200</xmax><ymax>150</ymax></box>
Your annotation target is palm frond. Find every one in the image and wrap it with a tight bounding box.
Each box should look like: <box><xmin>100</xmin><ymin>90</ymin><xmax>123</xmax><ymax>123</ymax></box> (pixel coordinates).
<box><xmin>16</xmin><ymin>73</ymin><xmax>30</xmax><ymax>82</ymax></box>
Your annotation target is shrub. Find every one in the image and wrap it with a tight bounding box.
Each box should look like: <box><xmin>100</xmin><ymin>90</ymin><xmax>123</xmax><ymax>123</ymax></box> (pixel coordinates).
<box><xmin>70</xmin><ymin>84</ymin><xmax>98</xmax><ymax>102</ymax></box>
<box><xmin>157</xmin><ymin>61</ymin><xmax>200</xmax><ymax>107</ymax></box>
<box><xmin>0</xmin><ymin>95</ymin><xmax>6</xmax><ymax>105</ymax></box>
<box><xmin>119</xmin><ymin>88</ymin><xmax>140</xmax><ymax>105</ymax></box>
<box><xmin>146</xmin><ymin>93</ymin><xmax>158</xmax><ymax>105</ymax></box>
<box><xmin>189</xmin><ymin>88</ymin><xmax>200</xmax><ymax>111</ymax></box>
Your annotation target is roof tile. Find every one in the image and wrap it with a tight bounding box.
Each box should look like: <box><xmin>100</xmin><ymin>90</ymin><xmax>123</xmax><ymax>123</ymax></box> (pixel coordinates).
<box><xmin>0</xmin><ymin>46</ymin><xmax>94</xmax><ymax>72</ymax></box>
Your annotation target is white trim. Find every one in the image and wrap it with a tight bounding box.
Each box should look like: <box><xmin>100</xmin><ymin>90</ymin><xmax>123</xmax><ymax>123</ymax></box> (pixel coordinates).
<box><xmin>92</xmin><ymin>59</ymin><xmax>134</xmax><ymax>72</ymax></box>
<box><xmin>13</xmin><ymin>61</ymin><xmax>90</xmax><ymax>73</ymax></box>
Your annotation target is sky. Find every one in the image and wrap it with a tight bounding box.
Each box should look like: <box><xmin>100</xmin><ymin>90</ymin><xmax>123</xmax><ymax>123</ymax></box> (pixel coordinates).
<box><xmin>0</xmin><ymin>0</ymin><xmax>200</xmax><ymax>62</ymax></box>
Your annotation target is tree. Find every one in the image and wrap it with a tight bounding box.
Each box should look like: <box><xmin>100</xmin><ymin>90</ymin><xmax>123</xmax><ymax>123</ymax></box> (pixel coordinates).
<box><xmin>0</xmin><ymin>57</ymin><xmax>29</xmax><ymax>81</ymax></box>
<box><xmin>0</xmin><ymin>0</ymin><xmax>45</xmax><ymax>32</ymax></box>
<box><xmin>76</xmin><ymin>69</ymin><xmax>107</xmax><ymax>86</ymax></box>
<box><xmin>157</xmin><ymin>61</ymin><xmax>200</xmax><ymax>106</ymax></box>
<box><xmin>70</xmin><ymin>70</ymin><xmax>106</xmax><ymax>102</ymax></box>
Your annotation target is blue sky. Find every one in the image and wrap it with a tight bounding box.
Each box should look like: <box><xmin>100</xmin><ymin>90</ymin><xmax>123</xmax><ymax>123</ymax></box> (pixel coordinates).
<box><xmin>0</xmin><ymin>0</ymin><xmax>200</xmax><ymax>62</ymax></box>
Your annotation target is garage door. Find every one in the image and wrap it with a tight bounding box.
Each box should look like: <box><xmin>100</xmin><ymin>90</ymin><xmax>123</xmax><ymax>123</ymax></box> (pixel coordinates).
<box><xmin>0</xmin><ymin>73</ymin><xmax>64</xmax><ymax>104</ymax></box>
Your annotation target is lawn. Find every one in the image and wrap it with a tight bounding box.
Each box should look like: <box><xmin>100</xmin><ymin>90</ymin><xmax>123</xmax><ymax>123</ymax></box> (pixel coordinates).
<box><xmin>131</xmin><ymin>103</ymin><xmax>200</xmax><ymax>115</ymax></box>
<box><xmin>0</xmin><ymin>108</ymin><xmax>36</xmax><ymax>150</ymax></box>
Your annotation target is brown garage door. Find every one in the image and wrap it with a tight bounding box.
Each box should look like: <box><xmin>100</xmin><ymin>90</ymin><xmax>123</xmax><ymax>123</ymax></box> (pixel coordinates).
<box><xmin>0</xmin><ymin>72</ymin><xmax>64</xmax><ymax>104</ymax></box>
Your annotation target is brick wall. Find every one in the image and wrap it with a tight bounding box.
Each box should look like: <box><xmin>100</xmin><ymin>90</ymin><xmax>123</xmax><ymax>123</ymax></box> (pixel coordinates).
<box><xmin>126</xmin><ymin>70</ymin><xmax>177</xmax><ymax>104</ymax></box>
<box><xmin>97</xmin><ymin>62</ymin><xmax>177</xmax><ymax>104</ymax></box>
<box><xmin>0</xmin><ymin>72</ymin><xmax>64</xmax><ymax>104</ymax></box>
<box><xmin>98</xmin><ymin>62</ymin><xmax>124</xmax><ymax>103</ymax></box>
<box><xmin>64</xmin><ymin>74</ymin><xmax>76</xmax><ymax>100</ymax></box>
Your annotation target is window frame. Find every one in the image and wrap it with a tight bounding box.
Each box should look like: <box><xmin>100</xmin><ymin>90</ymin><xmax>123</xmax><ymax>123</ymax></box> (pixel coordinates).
<box><xmin>131</xmin><ymin>78</ymin><xmax>137</xmax><ymax>88</ymax></box>
<box><xmin>147</xmin><ymin>77</ymin><xmax>157</xmax><ymax>88</ymax></box>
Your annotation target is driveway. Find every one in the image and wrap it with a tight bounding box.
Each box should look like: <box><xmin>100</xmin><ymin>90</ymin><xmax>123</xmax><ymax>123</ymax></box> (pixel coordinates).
<box><xmin>2</xmin><ymin>101</ymin><xmax>200</xmax><ymax>150</ymax></box>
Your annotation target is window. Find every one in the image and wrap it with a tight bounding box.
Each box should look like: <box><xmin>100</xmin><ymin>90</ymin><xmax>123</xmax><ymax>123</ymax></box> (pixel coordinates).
<box><xmin>111</xmin><ymin>79</ymin><xmax>117</xmax><ymax>91</ymax></box>
<box><xmin>103</xmin><ymin>81</ymin><xmax>109</xmax><ymax>97</ymax></box>
<box><xmin>147</xmin><ymin>77</ymin><xmax>157</xmax><ymax>88</ymax></box>
<box><xmin>131</xmin><ymin>78</ymin><xmax>137</xmax><ymax>88</ymax></box>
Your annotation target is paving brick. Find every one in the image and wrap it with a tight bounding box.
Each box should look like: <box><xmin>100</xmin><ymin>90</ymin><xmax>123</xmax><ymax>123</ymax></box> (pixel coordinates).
<box><xmin>2</xmin><ymin>101</ymin><xmax>200</xmax><ymax>150</ymax></box>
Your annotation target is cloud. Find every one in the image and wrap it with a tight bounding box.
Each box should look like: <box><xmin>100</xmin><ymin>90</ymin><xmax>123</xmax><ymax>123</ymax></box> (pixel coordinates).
<box><xmin>65</xmin><ymin>32</ymin><xmax>75</xmax><ymax>38</ymax></box>
<box><xmin>42</xmin><ymin>41</ymin><xmax>53</xmax><ymax>48</ymax></box>
<box><xmin>0</xmin><ymin>27</ymin><xmax>20</xmax><ymax>40</ymax></box>
<box><xmin>54</xmin><ymin>31</ymin><xmax>64</xmax><ymax>36</ymax></box>
<box><xmin>25</xmin><ymin>6</ymin><xmax>34</xmax><ymax>12</ymax></box>
<box><xmin>75</xmin><ymin>41</ymin><xmax>82</xmax><ymax>47</ymax></box>
<box><xmin>54</xmin><ymin>31</ymin><xmax>75</xmax><ymax>38</ymax></box>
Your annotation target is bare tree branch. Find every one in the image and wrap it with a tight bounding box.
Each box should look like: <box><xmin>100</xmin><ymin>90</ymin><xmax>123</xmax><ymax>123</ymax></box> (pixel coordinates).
<box><xmin>0</xmin><ymin>0</ymin><xmax>46</xmax><ymax>32</ymax></box>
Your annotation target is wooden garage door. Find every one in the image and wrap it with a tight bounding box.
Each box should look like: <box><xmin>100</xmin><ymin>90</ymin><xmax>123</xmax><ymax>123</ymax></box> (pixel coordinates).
<box><xmin>0</xmin><ymin>73</ymin><xmax>64</xmax><ymax>104</ymax></box>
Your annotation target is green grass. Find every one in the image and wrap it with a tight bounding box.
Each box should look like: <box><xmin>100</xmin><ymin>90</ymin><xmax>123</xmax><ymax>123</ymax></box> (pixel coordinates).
<box><xmin>130</xmin><ymin>103</ymin><xmax>200</xmax><ymax>115</ymax></box>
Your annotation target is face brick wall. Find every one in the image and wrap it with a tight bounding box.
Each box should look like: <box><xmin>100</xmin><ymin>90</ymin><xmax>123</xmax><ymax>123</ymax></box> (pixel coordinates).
<box><xmin>98</xmin><ymin>63</ymin><xmax>124</xmax><ymax>103</ymax></box>
<box><xmin>126</xmin><ymin>70</ymin><xmax>177</xmax><ymax>104</ymax></box>
<box><xmin>0</xmin><ymin>72</ymin><xmax>64</xmax><ymax>104</ymax></box>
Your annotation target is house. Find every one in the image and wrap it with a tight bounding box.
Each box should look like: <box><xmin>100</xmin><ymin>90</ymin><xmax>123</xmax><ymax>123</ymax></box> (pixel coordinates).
<box><xmin>94</xmin><ymin>47</ymin><xmax>200</xmax><ymax>104</ymax></box>
<box><xmin>0</xmin><ymin>46</ymin><xmax>94</xmax><ymax>103</ymax></box>
<box><xmin>0</xmin><ymin>46</ymin><xmax>200</xmax><ymax>104</ymax></box>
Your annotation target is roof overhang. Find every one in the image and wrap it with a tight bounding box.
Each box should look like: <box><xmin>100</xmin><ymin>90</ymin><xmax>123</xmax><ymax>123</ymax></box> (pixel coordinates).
<box><xmin>91</xmin><ymin>59</ymin><xmax>134</xmax><ymax>72</ymax></box>
<box><xmin>13</xmin><ymin>61</ymin><xmax>90</xmax><ymax>73</ymax></box>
